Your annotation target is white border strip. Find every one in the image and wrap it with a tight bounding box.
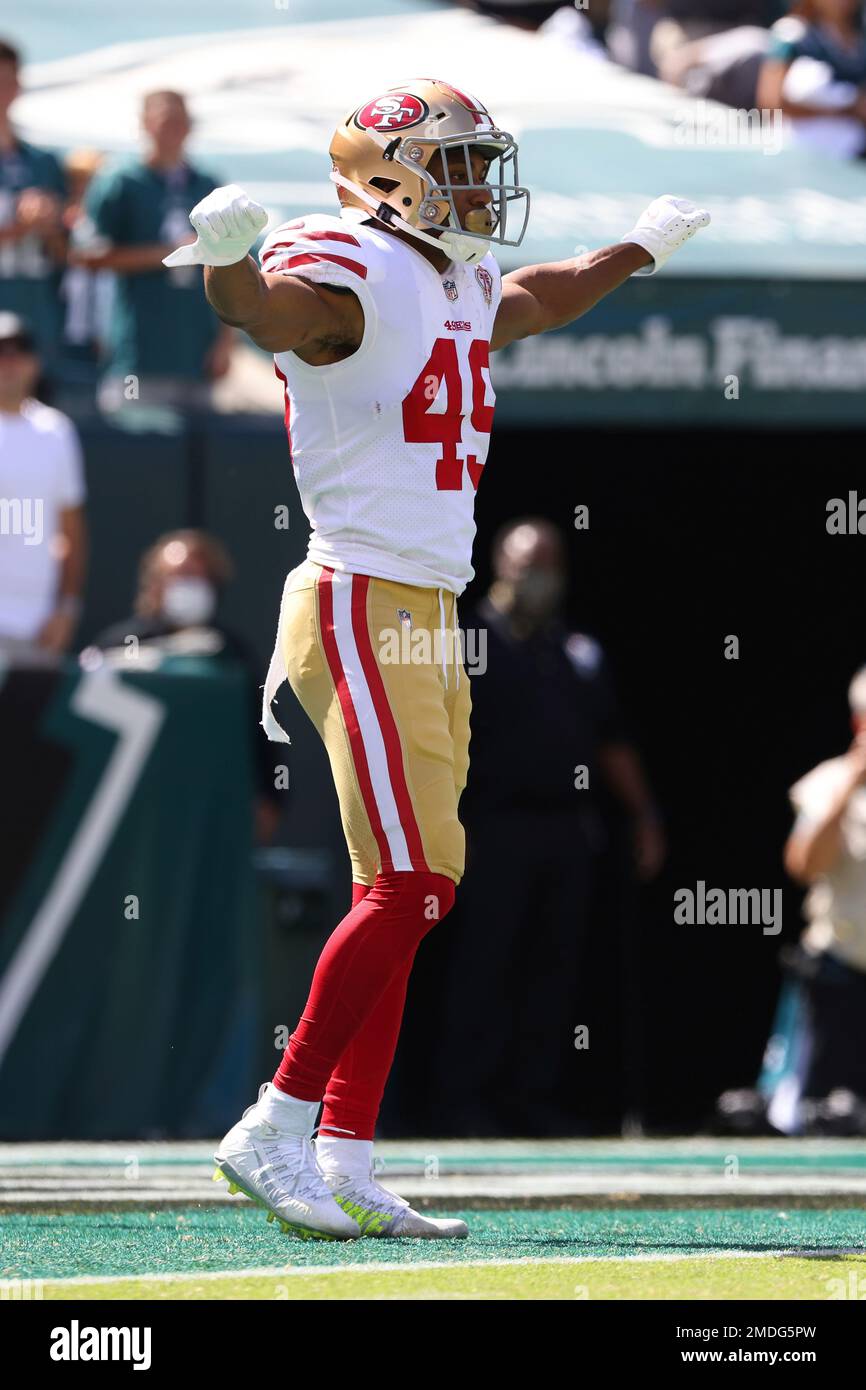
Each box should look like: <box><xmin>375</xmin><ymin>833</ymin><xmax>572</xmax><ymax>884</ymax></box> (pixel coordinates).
<box><xmin>18</xmin><ymin>1248</ymin><xmax>866</xmax><ymax>1288</ymax></box>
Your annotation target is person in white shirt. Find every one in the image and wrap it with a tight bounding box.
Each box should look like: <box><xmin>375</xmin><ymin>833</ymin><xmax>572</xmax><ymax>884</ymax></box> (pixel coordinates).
<box><xmin>0</xmin><ymin>312</ymin><xmax>87</xmax><ymax>653</ymax></box>
<box><xmin>782</xmin><ymin>665</ymin><xmax>866</xmax><ymax>1120</ymax></box>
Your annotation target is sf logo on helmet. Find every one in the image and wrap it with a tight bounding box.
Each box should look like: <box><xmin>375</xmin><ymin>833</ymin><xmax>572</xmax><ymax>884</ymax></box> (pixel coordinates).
<box><xmin>355</xmin><ymin>93</ymin><xmax>429</xmax><ymax>131</ymax></box>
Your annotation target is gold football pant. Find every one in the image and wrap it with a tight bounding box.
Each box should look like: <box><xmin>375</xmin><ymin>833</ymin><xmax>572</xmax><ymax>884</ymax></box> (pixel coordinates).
<box><xmin>263</xmin><ymin>559</ymin><xmax>471</xmax><ymax>885</ymax></box>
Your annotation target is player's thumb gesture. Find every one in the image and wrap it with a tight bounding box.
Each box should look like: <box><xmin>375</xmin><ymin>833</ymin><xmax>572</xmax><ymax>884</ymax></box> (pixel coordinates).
<box><xmin>163</xmin><ymin>184</ymin><xmax>269</xmax><ymax>268</ymax></box>
<box><xmin>621</xmin><ymin>194</ymin><xmax>711</xmax><ymax>276</ymax></box>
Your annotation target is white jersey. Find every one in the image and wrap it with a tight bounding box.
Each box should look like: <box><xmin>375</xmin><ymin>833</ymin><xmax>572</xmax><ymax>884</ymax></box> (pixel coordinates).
<box><xmin>259</xmin><ymin>204</ymin><xmax>502</xmax><ymax>595</ymax></box>
<box><xmin>790</xmin><ymin>757</ymin><xmax>866</xmax><ymax>973</ymax></box>
<box><xmin>0</xmin><ymin>400</ymin><xmax>85</xmax><ymax>641</ymax></box>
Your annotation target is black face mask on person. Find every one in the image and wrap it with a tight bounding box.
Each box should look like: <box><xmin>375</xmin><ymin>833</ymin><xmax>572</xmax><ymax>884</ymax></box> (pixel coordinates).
<box><xmin>510</xmin><ymin>569</ymin><xmax>565</xmax><ymax>620</ymax></box>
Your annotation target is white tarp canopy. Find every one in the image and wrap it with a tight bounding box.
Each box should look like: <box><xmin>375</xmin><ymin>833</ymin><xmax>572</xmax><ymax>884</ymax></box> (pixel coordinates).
<box><xmin>13</xmin><ymin>0</ymin><xmax>866</xmax><ymax>276</ymax></box>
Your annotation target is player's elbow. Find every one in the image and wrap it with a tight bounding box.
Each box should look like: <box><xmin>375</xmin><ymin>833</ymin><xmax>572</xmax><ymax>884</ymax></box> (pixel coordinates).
<box><xmin>203</xmin><ymin>265</ymin><xmax>269</xmax><ymax>333</ymax></box>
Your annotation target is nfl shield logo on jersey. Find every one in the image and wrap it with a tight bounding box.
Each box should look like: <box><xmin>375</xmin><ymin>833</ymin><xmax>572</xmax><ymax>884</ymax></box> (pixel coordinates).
<box><xmin>397</xmin><ymin>608</ymin><xmax>412</xmax><ymax>630</ymax></box>
<box><xmin>475</xmin><ymin>266</ymin><xmax>493</xmax><ymax>307</ymax></box>
<box><xmin>443</xmin><ymin>279</ymin><xmax>458</xmax><ymax>302</ymax></box>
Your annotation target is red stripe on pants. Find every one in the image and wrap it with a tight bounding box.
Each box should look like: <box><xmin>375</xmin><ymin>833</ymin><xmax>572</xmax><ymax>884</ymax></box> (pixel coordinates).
<box><xmin>349</xmin><ymin>573</ymin><xmax>429</xmax><ymax>871</ymax></box>
<box><xmin>316</xmin><ymin>569</ymin><xmax>394</xmax><ymax>872</ymax></box>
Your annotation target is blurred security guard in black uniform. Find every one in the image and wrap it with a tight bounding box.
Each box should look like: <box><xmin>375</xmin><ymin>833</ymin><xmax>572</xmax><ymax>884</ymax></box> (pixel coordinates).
<box><xmin>434</xmin><ymin>518</ymin><xmax>665</xmax><ymax>1136</ymax></box>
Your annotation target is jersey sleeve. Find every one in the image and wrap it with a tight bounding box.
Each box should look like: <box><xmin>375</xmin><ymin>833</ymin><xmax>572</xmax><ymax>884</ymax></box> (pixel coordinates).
<box><xmin>487</xmin><ymin>253</ymin><xmax>503</xmax><ymax>314</ymax></box>
<box><xmin>259</xmin><ymin>215</ymin><xmax>379</xmax><ymax>293</ymax></box>
<box><xmin>259</xmin><ymin>214</ymin><xmax>381</xmax><ymax>362</ymax></box>
<box><xmin>473</xmin><ymin>249</ymin><xmax>502</xmax><ymax>326</ymax></box>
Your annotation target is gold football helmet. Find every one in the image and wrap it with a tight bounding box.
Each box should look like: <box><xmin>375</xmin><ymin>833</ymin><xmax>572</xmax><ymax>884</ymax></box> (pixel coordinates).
<box><xmin>329</xmin><ymin>78</ymin><xmax>530</xmax><ymax>265</ymax></box>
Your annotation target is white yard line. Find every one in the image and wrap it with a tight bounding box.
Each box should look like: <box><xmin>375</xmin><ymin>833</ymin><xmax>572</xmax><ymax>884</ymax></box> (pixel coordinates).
<box><xmin>14</xmin><ymin>1247</ymin><xmax>864</xmax><ymax>1289</ymax></box>
<box><xmin>2</xmin><ymin>1138</ymin><xmax>866</xmax><ymax>1162</ymax></box>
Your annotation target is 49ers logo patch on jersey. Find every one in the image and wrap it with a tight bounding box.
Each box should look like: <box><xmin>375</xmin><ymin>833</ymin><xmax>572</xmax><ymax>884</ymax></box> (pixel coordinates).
<box><xmin>355</xmin><ymin>93</ymin><xmax>429</xmax><ymax>132</ymax></box>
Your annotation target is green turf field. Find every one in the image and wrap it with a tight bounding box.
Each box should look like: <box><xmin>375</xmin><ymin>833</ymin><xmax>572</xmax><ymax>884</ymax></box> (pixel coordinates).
<box><xmin>2</xmin><ymin>1209</ymin><xmax>866</xmax><ymax>1300</ymax></box>
<box><xmin>2</xmin><ymin>1139</ymin><xmax>864</xmax><ymax>1300</ymax></box>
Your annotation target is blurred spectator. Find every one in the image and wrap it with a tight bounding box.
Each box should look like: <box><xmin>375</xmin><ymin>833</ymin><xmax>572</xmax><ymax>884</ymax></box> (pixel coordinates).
<box><xmin>456</xmin><ymin>0</ymin><xmax>615</xmax><ymax>45</ymax></box>
<box><xmin>650</xmin><ymin>0</ymin><xmax>781</xmax><ymax>80</ymax></box>
<box><xmin>75</xmin><ymin>90</ymin><xmax>233</xmax><ymax>414</ymax></box>
<box><xmin>0</xmin><ymin>312</ymin><xmax>87</xmax><ymax>657</ymax></box>
<box><xmin>757</xmin><ymin>2</ymin><xmax>866</xmax><ymax>158</ymax></box>
<box><xmin>660</xmin><ymin>22</ymin><xmax>777</xmax><ymax>107</ymax></box>
<box><xmin>86</xmin><ymin>529</ymin><xmax>282</xmax><ymax>844</ymax></box>
<box><xmin>0</xmin><ymin>40</ymin><xmax>67</xmax><ymax>365</ymax></box>
<box><xmin>715</xmin><ymin>664</ymin><xmax>866</xmax><ymax>1138</ymax></box>
<box><xmin>455</xmin><ymin>1</ymin><xmax>566</xmax><ymax>28</ymax></box>
<box><xmin>433</xmin><ymin>519</ymin><xmax>665</xmax><ymax>1135</ymax></box>
<box><xmin>781</xmin><ymin>666</ymin><xmax>866</xmax><ymax>1122</ymax></box>
<box><xmin>607</xmin><ymin>0</ymin><xmax>663</xmax><ymax>75</ymax></box>
<box><xmin>59</xmin><ymin>149</ymin><xmax>113</xmax><ymax>383</ymax></box>
<box><xmin>538</xmin><ymin>3</ymin><xmax>611</xmax><ymax>59</ymax></box>
<box><xmin>645</xmin><ymin>1</ymin><xmax>783</xmax><ymax>107</ymax></box>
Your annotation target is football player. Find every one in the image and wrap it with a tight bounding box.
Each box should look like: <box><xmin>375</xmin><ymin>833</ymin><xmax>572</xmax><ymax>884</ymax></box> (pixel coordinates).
<box><xmin>165</xmin><ymin>79</ymin><xmax>709</xmax><ymax>1240</ymax></box>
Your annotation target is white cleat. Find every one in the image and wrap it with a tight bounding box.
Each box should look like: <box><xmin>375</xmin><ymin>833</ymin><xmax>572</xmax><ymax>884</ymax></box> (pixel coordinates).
<box><xmin>320</xmin><ymin>1162</ymin><xmax>469</xmax><ymax>1239</ymax></box>
<box><xmin>214</xmin><ymin>1085</ymin><xmax>360</xmax><ymax>1241</ymax></box>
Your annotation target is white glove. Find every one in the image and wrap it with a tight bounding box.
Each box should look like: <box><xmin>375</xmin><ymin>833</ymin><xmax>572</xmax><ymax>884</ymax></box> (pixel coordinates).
<box><xmin>621</xmin><ymin>195</ymin><xmax>711</xmax><ymax>276</ymax></box>
<box><xmin>162</xmin><ymin>184</ymin><xmax>268</xmax><ymax>268</ymax></box>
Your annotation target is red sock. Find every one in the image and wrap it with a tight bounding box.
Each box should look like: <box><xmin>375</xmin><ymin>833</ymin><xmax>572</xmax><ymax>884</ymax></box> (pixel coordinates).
<box><xmin>318</xmin><ymin>879</ymin><xmax>414</xmax><ymax>1143</ymax></box>
<box><xmin>273</xmin><ymin>871</ymin><xmax>454</xmax><ymax>1106</ymax></box>
<box><xmin>318</xmin><ymin>947</ymin><xmax>415</xmax><ymax>1142</ymax></box>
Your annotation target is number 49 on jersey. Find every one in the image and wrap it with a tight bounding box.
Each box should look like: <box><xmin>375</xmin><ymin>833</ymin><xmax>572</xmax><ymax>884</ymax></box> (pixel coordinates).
<box><xmin>402</xmin><ymin>336</ymin><xmax>494</xmax><ymax>491</ymax></box>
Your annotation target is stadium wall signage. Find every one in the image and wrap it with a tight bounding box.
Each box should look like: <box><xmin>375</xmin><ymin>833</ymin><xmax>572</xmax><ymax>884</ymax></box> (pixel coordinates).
<box><xmin>491</xmin><ymin>279</ymin><xmax>866</xmax><ymax>426</ymax></box>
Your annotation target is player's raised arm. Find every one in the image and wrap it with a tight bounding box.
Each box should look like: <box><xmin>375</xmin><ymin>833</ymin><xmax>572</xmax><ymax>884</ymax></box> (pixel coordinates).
<box><xmin>491</xmin><ymin>195</ymin><xmax>710</xmax><ymax>351</ymax></box>
<box><xmin>162</xmin><ymin>184</ymin><xmax>362</xmax><ymax>354</ymax></box>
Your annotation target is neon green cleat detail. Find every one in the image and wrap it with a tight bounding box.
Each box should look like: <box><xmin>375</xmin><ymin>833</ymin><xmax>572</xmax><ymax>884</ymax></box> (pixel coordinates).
<box><xmin>214</xmin><ymin>1161</ymin><xmax>343</xmax><ymax>1241</ymax></box>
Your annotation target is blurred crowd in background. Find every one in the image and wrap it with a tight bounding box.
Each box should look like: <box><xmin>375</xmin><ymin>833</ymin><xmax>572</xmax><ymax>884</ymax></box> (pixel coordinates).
<box><xmin>0</xmin><ymin>39</ymin><xmax>229</xmax><ymax>407</ymax></box>
<box><xmin>2</xmin><ymin>0</ymin><xmax>865</xmax><ymax>653</ymax></box>
<box><xmin>468</xmin><ymin>0</ymin><xmax>866</xmax><ymax>161</ymax></box>
<box><xmin>2</xmin><ymin>9</ymin><xmax>866</xmax><ymax>1139</ymax></box>
<box><xmin>1</xmin><ymin>5</ymin><xmax>866</xmax><ymax>405</ymax></box>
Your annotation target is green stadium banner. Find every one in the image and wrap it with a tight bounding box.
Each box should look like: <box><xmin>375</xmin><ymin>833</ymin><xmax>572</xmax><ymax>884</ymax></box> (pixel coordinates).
<box><xmin>0</xmin><ymin>659</ymin><xmax>261</xmax><ymax>1139</ymax></box>
<box><xmin>491</xmin><ymin>278</ymin><xmax>866</xmax><ymax>426</ymax></box>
